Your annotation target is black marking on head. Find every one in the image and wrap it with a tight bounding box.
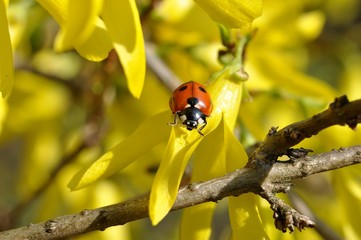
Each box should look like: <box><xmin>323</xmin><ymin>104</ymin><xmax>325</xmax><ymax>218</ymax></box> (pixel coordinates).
<box><xmin>185</xmin><ymin>120</ymin><xmax>198</xmax><ymax>130</ymax></box>
<box><xmin>187</xmin><ymin>97</ymin><xmax>199</xmax><ymax>106</ymax></box>
<box><xmin>198</xmin><ymin>86</ymin><xmax>206</xmax><ymax>93</ymax></box>
<box><xmin>177</xmin><ymin>107</ymin><xmax>207</xmax><ymax>132</ymax></box>
<box><xmin>179</xmin><ymin>85</ymin><xmax>188</xmax><ymax>91</ymax></box>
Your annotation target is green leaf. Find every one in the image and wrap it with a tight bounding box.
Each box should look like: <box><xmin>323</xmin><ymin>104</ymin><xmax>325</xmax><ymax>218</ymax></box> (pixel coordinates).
<box><xmin>0</xmin><ymin>1</ymin><xmax>13</xmax><ymax>98</ymax></box>
<box><xmin>102</xmin><ymin>0</ymin><xmax>146</xmax><ymax>98</ymax></box>
<box><xmin>68</xmin><ymin>111</ymin><xmax>170</xmax><ymax>190</ymax></box>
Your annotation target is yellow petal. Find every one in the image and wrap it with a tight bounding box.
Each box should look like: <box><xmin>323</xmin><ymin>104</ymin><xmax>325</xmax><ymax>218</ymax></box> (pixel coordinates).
<box><xmin>149</xmin><ymin>127</ymin><xmax>203</xmax><ymax>225</ymax></box>
<box><xmin>208</xmin><ymin>77</ymin><xmax>244</xmax><ymax>129</ymax></box>
<box><xmin>180</xmin><ymin>115</ymin><xmax>226</xmax><ymax>239</ymax></box>
<box><xmin>68</xmin><ymin>111</ymin><xmax>170</xmax><ymax>190</ymax></box>
<box><xmin>239</xmin><ymin>102</ymin><xmax>266</xmax><ymax>141</ymax></box>
<box><xmin>194</xmin><ymin>0</ymin><xmax>262</xmax><ymax>30</ymax></box>
<box><xmin>0</xmin><ymin>1</ymin><xmax>13</xmax><ymax>98</ymax></box>
<box><xmin>250</xmin><ymin>50</ymin><xmax>337</xmax><ymax>100</ymax></box>
<box><xmin>180</xmin><ymin>203</ymin><xmax>216</xmax><ymax>240</ymax></box>
<box><xmin>180</xmin><ymin>115</ymin><xmax>253</xmax><ymax>238</ymax></box>
<box><xmin>74</xmin><ymin>19</ymin><xmax>114</xmax><ymax>62</ymax></box>
<box><xmin>37</xmin><ymin>0</ymin><xmax>66</xmax><ymax>24</ymax></box>
<box><xmin>221</xmin><ymin>121</ymin><xmax>269</xmax><ymax>238</ymax></box>
<box><xmin>223</xmin><ymin>122</ymin><xmax>248</xmax><ymax>171</ymax></box>
<box><xmin>37</xmin><ymin>0</ymin><xmax>113</xmax><ymax>61</ymax></box>
<box><xmin>297</xmin><ymin>11</ymin><xmax>325</xmax><ymax>40</ymax></box>
<box><xmin>334</xmin><ymin>169</ymin><xmax>361</xmax><ymax>239</ymax></box>
<box><xmin>0</xmin><ymin>97</ymin><xmax>7</xmax><ymax>133</ymax></box>
<box><xmin>228</xmin><ymin>194</ymin><xmax>269</xmax><ymax>239</ymax></box>
<box><xmin>55</xmin><ymin>0</ymin><xmax>103</xmax><ymax>52</ymax></box>
<box><xmin>149</xmin><ymin>112</ymin><xmax>222</xmax><ymax>225</ymax></box>
<box><xmin>102</xmin><ymin>0</ymin><xmax>145</xmax><ymax>98</ymax></box>
<box><xmin>179</xmin><ymin>112</ymin><xmax>264</xmax><ymax>239</ymax></box>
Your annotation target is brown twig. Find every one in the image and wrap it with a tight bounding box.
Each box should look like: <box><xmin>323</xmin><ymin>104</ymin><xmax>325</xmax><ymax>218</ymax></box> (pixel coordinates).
<box><xmin>248</xmin><ymin>95</ymin><xmax>361</xmax><ymax>166</ymax></box>
<box><xmin>246</xmin><ymin>96</ymin><xmax>361</xmax><ymax>231</ymax></box>
<box><xmin>145</xmin><ymin>42</ymin><xmax>182</xmax><ymax>91</ymax></box>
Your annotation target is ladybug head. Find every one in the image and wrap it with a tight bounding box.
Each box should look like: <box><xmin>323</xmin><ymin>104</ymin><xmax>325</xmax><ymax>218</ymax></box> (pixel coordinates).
<box><xmin>184</xmin><ymin>119</ymin><xmax>198</xmax><ymax>130</ymax></box>
<box><xmin>178</xmin><ymin>107</ymin><xmax>206</xmax><ymax>131</ymax></box>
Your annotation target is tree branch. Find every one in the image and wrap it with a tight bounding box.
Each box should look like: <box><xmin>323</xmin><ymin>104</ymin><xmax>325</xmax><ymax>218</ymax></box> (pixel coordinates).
<box><xmin>1</xmin><ymin>96</ymin><xmax>361</xmax><ymax>239</ymax></box>
<box><xmin>1</xmin><ymin>145</ymin><xmax>360</xmax><ymax>239</ymax></box>
<box><xmin>248</xmin><ymin>95</ymin><xmax>361</xmax><ymax>165</ymax></box>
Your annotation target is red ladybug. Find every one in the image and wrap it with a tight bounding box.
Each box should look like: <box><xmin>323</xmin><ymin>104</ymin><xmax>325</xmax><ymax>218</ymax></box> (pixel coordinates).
<box><xmin>169</xmin><ymin>81</ymin><xmax>213</xmax><ymax>136</ymax></box>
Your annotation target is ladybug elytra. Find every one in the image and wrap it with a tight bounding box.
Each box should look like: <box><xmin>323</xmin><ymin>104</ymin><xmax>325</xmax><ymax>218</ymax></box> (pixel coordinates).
<box><xmin>169</xmin><ymin>81</ymin><xmax>213</xmax><ymax>136</ymax></box>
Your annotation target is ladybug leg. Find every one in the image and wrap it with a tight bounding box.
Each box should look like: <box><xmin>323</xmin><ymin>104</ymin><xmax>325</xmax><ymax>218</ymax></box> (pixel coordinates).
<box><xmin>197</xmin><ymin>122</ymin><xmax>207</xmax><ymax>136</ymax></box>
<box><xmin>168</xmin><ymin>113</ymin><xmax>178</xmax><ymax>126</ymax></box>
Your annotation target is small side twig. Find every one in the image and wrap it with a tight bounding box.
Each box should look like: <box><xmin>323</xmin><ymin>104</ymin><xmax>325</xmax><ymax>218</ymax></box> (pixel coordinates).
<box><xmin>259</xmin><ymin>190</ymin><xmax>315</xmax><ymax>232</ymax></box>
<box><xmin>145</xmin><ymin>42</ymin><xmax>182</xmax><ymax>91</ymax></box>
<box><xmin>245</xmin><ymin>96</ymin><xmax>361</xmax><ymax>232</ymax></box>
<box><xmin>248</xmin><ymin>95</ymin><xmax>361</xmax><ymax>165</ymax></box>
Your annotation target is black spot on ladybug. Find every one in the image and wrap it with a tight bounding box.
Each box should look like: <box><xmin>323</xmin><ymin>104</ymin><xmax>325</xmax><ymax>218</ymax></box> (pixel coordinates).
<box><xmin>179</xmin><ymin>85</ymin><xmax>188</xmax><ymax>91</ymax></box>
<box><xmin>198</xmin><ymin>86</ymin><xmax>206</xmax><ymax>93</ymax></box>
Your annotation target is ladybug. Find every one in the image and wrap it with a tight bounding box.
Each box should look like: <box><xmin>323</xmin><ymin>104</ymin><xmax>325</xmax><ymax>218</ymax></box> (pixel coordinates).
<box><xmin>169</xmin><ymin>81</ymin><xmax>213</xmax><ymax>136</ymax></box>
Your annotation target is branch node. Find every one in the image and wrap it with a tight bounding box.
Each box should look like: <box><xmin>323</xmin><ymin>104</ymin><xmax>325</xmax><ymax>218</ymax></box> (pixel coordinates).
<box><xmin>80</xmin><ymin>209</ymin><xmax>91</xmax><ymax>216</ymax></box>
<box><xmin>97</xmin><ymin>210</ymin><xmax>110</xmax><ymax>231</ymax></box>
<box><xmin>259</xmin><ymin>190</ymin><xmax>316</xmax><ymax>233</ymax></box>
<box><xmin>267</xmin><ymin>126</ymin><xmax>279</xmax><ymax>136</ymax></box>
<box><xmin>187</xmin><ymin>183</ymin><xmax>199</xmax><ymax>192</ymax></box>
<box><xmin>346</xmin><ymin>117</ymin><xmax>358</xmax><ymax>129</ymax></box>
<box><xmin>283</xmin><ymin>148</ymin><xmax>313</xmax><ymax>159</ymax></box>
<box><xmin>330</xmin><ymin>95</ymin><xmax>349</xmax><ymax>109</ymax></box>
<box><xmin>27</xmin><ymin>223</ymin><xmax>35</xmax><ymax>228</ymax></box>
<box><xmin>354</xmin><ymin>151</ymin><xmax>361</xmax><ymax>163</ymax></box>
<box><xmin>337</xmin><ymin>147</ymin><xmax>345</xmax><ymax>152</ymax></box>
<box><xmin>283</xmin><ymin>127</ymin><xmax>304</xmax><ymax>141</ymax></box>
<box><xmin>206</xmin><ymin>195</ymin><xmax>220</xmax><ymax>203</ymax></box>
<box><xmin>44</xmin><ymin>220</ymin><xmax>58</xmax><ymax>233</ymax></box>
<box><xmin>274</xmin><ymin>183</ymin><xmax>293</xmax><ymax>193</ymax></box>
